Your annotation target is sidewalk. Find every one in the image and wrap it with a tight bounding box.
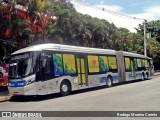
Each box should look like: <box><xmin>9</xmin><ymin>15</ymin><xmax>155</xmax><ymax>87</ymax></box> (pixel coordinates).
<box><xmin>0</xmin><ymin>86</ymin><xmax>11</xmax><ymax>102</ymax></box>
<box><xmin>0</xmin><ymin>92</ymin><xmax>11</xmax><ymax>102</ymax></box>
<box><xmin>154</xmin><ymin>72</ymin><xmax>160</xmax><ymax>76</ymax></box>
<box><xmin>0</xmin><ymin>73</ymin><xmax>160</xmax><ymax>102</ymax></box>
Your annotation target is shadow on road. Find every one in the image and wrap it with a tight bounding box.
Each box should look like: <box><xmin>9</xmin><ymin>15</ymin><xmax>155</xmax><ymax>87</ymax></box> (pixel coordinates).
<box><xmin>9</xmin><ymin>79</ymin><xmax>148</xmax><ymax>102</ymax></box>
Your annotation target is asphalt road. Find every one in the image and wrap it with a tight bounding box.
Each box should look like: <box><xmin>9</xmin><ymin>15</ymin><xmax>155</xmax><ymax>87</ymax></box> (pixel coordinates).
<box><xmin>0</xmin><ymin>77</ymin><xmax>160</xmax><ymax>119</ymax></box>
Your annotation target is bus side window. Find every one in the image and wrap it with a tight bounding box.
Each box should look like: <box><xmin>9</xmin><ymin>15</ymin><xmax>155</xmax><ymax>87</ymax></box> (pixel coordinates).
<box><xmin>125</xmin><ymin>57</ymin><xmax>131</xmax><ymax>71</ymax></box>
<box><xmin>63</xmin><ymin>54</ymin><xmax>76</xmax><ymax>75</ymax></box>
<box><xmin>98</xmin><ymin>56</ymin><xmax>109</xmax><ymax>72</ymax></box>
<box><xmin>137</xmin><ymin>58</ymin><xmax>142</xmax><ymax>71</ymax></box>
<box><xmin>42</xmin><ymin>58</ymin><xmax>53</xmax><ymax>80</ymax></box>
<box><xmin>37</xmin><ymin>53</ymin><xmax>53</xmax><ymax>81</ymax></box>
<box><xmin>53</xmin><ymin>54</ymin><xmax>63</xmax><ymax>76</ymax></box>
<box><xmin>88</xmin><ymin>55</ymin><xmax>99</xmax><ymax>73</ymax></box>
<box><xmin>144</xmin><ymin>60</ymin><xmax>148</xmax><ymax>69</ymax></box>
<box><xmin>41</xmin><ymin>59</ymin><xmax>52</xmax><ymax>73</ymax></box>
<box><xmin>108</xmin><ymin>56</ymin><xmax>117</xmax><ymax>72</ymax></box>
<box><xmin>134</xmin><ymin>58</ymin><xmax>138</xmax><ymax>71</ymax></box>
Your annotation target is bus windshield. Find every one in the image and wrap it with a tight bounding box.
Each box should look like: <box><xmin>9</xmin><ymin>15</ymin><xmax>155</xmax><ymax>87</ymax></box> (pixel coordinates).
<box><xmin>9</xmin><ymin>53</ymin><xmax>33</xmax><ymax>79</ymax></box>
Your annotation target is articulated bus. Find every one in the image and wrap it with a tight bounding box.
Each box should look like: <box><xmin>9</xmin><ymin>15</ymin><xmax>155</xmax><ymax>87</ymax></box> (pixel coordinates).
<box><xmin>8</xmin><ymin>44</ymin><xmax>154</xmax><ymax>96</ymax></box>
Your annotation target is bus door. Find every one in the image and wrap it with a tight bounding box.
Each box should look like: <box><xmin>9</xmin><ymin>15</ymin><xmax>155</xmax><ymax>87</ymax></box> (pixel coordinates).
<box><xmin>131</xmin><ymin>59</ymin><xmax>135</xmax><ymax>78</ymax></box>
<box><xmin>76</xmin><ymin>57</ymin><xmax>87</xmax><ymax>86</ymax></box>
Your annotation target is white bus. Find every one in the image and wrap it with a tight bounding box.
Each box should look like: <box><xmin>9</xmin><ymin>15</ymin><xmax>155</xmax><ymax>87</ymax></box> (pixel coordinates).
<box><xmin>8</xmin><ymin>44</ymin><xmax>154</xmax><ymax>96</ymax></box>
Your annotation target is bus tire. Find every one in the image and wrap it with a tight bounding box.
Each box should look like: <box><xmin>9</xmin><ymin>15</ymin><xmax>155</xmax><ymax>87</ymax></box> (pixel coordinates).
<box><xmin>60</xmin><ymin>80</ymin><xmax>71</xmax><ymax>96</ymax></box>
<box><xmin>106</xmin><ymin>76</ymin><xmax>113</xmax><ymax>88</ymax></box>
<box><xmin>141</xmin><ymin>73</ymin><xmax>145</xmax><ymax>80</ymax></box>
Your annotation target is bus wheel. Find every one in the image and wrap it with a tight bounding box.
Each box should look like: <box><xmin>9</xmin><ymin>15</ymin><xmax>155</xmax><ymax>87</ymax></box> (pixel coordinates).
<box><xmin>106</xmin><ymin>76</ymin><xmax>113</xmax><ymax>88</ymax></box>
<box><xmin>141</xmin><ymin>73</ymin><xmax>145</xmax><ymax>80</ymax></box>
<box><xmin>60</xmin><ymin>80</ymin><xmax>70</xmax><ymax>96</ymax></box>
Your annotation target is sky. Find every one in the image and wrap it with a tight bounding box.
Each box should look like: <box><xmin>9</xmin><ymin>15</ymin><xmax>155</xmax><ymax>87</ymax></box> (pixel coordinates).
<box><xmin>70</xmin><ymin>0</ymin><xmax>160</xmax><ymax>32</ymax></box>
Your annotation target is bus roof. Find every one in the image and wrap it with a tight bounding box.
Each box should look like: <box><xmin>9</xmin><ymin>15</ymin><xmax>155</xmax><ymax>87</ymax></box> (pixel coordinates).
<box><xmin>123</xmin><ymin>51</ymin><xmax>152</xmax><ymax>59</ymax></box>
<box><xmin>12</xmin><ymin>43</ymin><xmax>116</xmax><ymax>55</ymax></box>
<box><xmin>11</xmin><ymin>44</ymin><xmax>152</xmax><ymax>59</ymax></box>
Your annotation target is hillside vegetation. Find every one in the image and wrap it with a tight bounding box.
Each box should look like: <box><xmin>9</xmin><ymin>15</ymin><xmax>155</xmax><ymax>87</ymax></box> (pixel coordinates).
<box><xmin>0</xmin><ymin>0</ymin><xmax>160</xmax><ymax>68</ymax></box>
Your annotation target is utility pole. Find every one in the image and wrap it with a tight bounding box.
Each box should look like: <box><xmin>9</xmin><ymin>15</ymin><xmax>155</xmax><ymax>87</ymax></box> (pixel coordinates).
<box><xmin>144</xmin><ymin>19</ymin><xmax>147</xmax><ymax>56</ymax></box>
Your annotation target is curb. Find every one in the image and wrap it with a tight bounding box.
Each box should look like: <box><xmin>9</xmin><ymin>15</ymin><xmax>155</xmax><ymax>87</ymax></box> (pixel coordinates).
<box><xmin>154</xmin><ymin>74</ymin><xmax>160</xmax><ymax>77</ymax></box>
<box><xmin>0</xmin><ymin>95</ymin><xmax>11</xmax><ymax>102</ymax></box>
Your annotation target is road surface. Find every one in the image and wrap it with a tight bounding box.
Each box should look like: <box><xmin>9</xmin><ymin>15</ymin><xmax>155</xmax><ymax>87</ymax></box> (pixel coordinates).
<box><xmin>0</xmin><ymin>77</ymin><xmax>160</xmax><ymax>119</ymax></box>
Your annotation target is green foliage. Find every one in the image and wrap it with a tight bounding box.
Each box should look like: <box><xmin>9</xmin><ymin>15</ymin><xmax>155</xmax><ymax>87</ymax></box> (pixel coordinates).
<box><xmin>136</xmin><ymin>20</ymin><xmax>160</xmax><ymax>42</ymax></box>
<box><xmin>1</xmin><ymin>0</ymin><xmax>160</xmax><ymax>69</ymax></box>
<box><xmin>137</xmin><ymin>20</ymin><xmax>160</xmax><ymax>61</ymax></box>
<box><xmin>147</xmin><ymin>38</ymin><xmax>160</xmax><ymax>58</ymax></box>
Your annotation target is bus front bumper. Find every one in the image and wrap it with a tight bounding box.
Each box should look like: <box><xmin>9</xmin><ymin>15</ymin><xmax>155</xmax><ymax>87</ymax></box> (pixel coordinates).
<box><xmin>8</xmin><ymin>84</ymin><xmax>37</xmax><ymax>96</ymax></box>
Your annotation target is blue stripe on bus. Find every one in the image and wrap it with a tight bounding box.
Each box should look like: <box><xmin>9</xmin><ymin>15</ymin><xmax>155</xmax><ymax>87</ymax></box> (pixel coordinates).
<box><xmin>128</xmin><ymin>74</ymin><xmax>132</xmax><ymax>78</ymax></box>
<box><xmin>8</xmin><ymin>80</ymin><xmax>26</xmax><ymax>87</ymax></box>
<box><xmin>100</xmin><ymin>75</ymin><xmax>119</xmax><ymax>83</ymax></box>
<box><xmin>112</xmin><ymin>75</ymin><xmax>119</xmax><ymax>81</ymax></box>
<box><xmin>136</xmin><ymin>73</ymin><xmax>142</xmax><ymax>78</ymax></box>
<box><xmin>128</xmin><ymin>73</ymin><xmax>142</xmax><ymax>79</ymax></box>
<box><xmin>100</xmin><ymin>77</ymin><xmax>107</xmax><ymax>83</ymax></box>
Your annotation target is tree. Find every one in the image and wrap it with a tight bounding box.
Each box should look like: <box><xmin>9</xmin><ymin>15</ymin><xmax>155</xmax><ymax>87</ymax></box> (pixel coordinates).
<box><xmin>136</xmin><ymin>20</ymin><xmax>160</xmax><ymax>42</ymax></box>
<box><xmin>1</xmin><ymin>0</ymin><xmax>159</xmax><ymax>71</ymax></box>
